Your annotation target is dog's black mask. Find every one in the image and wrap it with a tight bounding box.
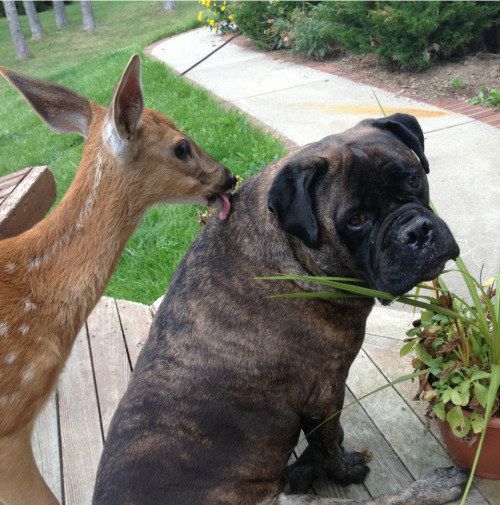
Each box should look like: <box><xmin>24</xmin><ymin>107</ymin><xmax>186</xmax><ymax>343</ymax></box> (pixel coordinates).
<box><xmin>268</xmin><ymin>113</ymin><xmax>460</xmax><ymax>297</ymax></box>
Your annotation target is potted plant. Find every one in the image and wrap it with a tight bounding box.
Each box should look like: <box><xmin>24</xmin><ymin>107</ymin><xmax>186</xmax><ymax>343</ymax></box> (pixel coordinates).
<box><xmin>400</xmin><ymin>267</ymin><xmax>500</xmax><ymax>481</ymax></box>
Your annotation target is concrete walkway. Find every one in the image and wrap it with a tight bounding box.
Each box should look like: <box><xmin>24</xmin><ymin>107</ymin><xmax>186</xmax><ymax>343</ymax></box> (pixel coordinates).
<box><xmin>149</xmin><ymin>28</ymin><xmax>499</xmax><ymax>294</ymax></box>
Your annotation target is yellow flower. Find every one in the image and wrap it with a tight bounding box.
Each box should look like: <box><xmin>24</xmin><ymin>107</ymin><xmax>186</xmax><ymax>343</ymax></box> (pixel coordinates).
<box><xmin>228</xmin><ymin>14</ymin><xmax>234</xmax><ymax>21</ymax></box>
<box><xmin>197</xmin><ymin>11</ymin><xmax>203</xmax><ymax>22</ymax></box>
<box><xmin>209</xmin><ymin>18</ymin><xmax>215</xmax><ymax>26</ymax></box>
<box><xmin>220</xmin><ymin>5</ymin><xmax>225</xmax><ymax>11</ymax></box>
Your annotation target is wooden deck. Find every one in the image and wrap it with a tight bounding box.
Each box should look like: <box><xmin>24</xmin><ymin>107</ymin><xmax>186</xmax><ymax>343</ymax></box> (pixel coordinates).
<box><xmin>32</xmin><ymin>298</ymin><xmax>500</xmax><ymax>505</ymax></box>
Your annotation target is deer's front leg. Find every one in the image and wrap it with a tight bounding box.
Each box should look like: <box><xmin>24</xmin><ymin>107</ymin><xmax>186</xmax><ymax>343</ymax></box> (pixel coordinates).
<box><xmin>284</xmin><ymin>385</ymin><xmax>369</xmax><ymax>494</ymax></box>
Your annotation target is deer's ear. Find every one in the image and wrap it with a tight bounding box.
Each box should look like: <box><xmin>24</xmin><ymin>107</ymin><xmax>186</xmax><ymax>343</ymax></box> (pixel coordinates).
<box><xmin>0</xmin><ymin>66</ymin><xmax>92</xmax><ymax>137</ymax></box>
<box><xmin>108</xmin><ymin>55</ymin><xmax>144</xmax><ymax>146</ymax></box>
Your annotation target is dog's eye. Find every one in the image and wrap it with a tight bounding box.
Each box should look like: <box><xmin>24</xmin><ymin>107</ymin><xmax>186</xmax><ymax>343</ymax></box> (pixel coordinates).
<box><xmin>408</xmin><ymin>176</ymin><xmax>420</xmax><ymax>189</ymax></box>
<box><xmin>174</xmin><ymin>141</ymin><xmax>191</xmax><ymax>160</ymax></box>
<box><xmin>348</xmin><ymin>214</ymin><xmax>366</xmax><ymax>228</ymax></box>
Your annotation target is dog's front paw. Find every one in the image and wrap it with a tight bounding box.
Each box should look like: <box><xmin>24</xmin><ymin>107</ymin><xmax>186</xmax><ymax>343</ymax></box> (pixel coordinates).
<box><xmin>283</xmin><ymin>446</ymin><xmax>318</xmax><ymax>494</ymax></box>
<box><xmin>325</xmin><ymin>450</ymin><xmax>370</xmax><ymax>486</ymax></box>
<box><xmin>283</xmin><ymin>460</ymin><xmax>316</xmax><ymax>494</ymax></box>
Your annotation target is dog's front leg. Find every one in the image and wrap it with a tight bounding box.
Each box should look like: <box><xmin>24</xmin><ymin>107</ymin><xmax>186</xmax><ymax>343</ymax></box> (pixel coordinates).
<box><xmin>285</xmin><ymin>386</ymin><xmax>369</xmax><ymax>493</ymax></box>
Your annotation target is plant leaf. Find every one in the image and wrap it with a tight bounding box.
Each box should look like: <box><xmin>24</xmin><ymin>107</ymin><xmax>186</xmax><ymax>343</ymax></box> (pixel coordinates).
<box><xmin>433</xmin><ymin>401</ymin><xmax>446</xmax><ymax>421</ymax></box>
<box><xmin>400</xmin><ymin>339</ymin><xmax>418</xmax><ymax>357</ymax></box>
<box><xmin>442</xmin><ymin>388</ymin><xmax>453</xmax><ymax>404</ymax></box>
<box><xmin>473</xmin><ymin>382</ymin><xmax>489</xmax><ymax>408</ymax></box>
<box><xmin>470</xmin><ymin>412</ymin><xmax>485</xmax><ymax>434</ymax></box>
<box><xmin>446</xmin><ymin>405</ymin><xmax>470</xmax><ymax>438</ymax></box>
<box><xmin>450</xmin><ymin>388</ymin><xmax>469</xmax><ymax>406</ymax></box>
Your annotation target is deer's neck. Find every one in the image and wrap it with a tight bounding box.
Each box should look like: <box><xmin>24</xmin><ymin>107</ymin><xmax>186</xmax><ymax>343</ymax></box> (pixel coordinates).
<box><xmin>8</xmin><ymin>146</ymin><xmax>142</xmax><ymax>339</ymax></box>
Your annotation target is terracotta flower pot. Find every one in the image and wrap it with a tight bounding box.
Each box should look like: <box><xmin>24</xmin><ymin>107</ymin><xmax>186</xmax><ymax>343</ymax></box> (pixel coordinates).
<box><xmin>436</xmin><ymin>413</ymin><xmax>500</xmax><ymax>479</ymax></box>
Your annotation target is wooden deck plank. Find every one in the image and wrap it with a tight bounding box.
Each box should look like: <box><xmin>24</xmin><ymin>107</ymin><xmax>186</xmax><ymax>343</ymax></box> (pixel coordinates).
<box><xmin>58</xmin><ymin>326</ymin><xmax>103</xmax><ymax>505</ymax></box>
<box><xmin>348</xmin><ymin>349</ymin><xmax>449</xmax><ymax>476</ymax></box>
<box><xmin>363</xmin><ymin>333</ymin><xmax>500</xmax><ymax>505</ymax></box>
<box><xmin>87</xmin><ymin>297</ymin><xmax>131</xmax><ymax>437</ymax></box>
<box><xmin>32</xmin><ymin>391</ymin><xmax>63</xmax><ymax>504</ymax></box>
<box><xmin>116</xmin><ymin>299</ymin><xmax>152</xmax><ymax>368</ymax></box>
<box><xmin>342</xmin><ymin>388</ymin><xmax>413</xmax><ymax>498</ymax></box>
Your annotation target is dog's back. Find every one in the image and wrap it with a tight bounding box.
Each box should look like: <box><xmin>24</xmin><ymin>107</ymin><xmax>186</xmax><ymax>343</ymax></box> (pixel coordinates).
<box><xmin>93</xmin><ymin>175</ymin><xmax>311</xmax><ymax>504</ymax></box>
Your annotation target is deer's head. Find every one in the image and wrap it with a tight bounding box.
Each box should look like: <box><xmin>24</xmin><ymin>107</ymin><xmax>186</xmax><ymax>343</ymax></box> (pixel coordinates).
<box><xmin>0</xmin><ymin>55</ymin><xmax>236</xmax><ymax>214</ymax></box>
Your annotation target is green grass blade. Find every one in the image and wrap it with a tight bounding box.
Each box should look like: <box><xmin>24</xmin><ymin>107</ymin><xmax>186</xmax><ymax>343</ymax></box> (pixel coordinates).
<box><xmin>454</xmin><ymin>257</ymin><xmax>490</xmax><ymax>340</ymax></box>
<box><xmin>460</xmin><ymin>364</ymin><xmax>500</xmax><ymax>504</ymax></box>
<box><xmin>261</xmin><ymin>276</ymin><xmax>477</xmax><ymax>325</ymax></box>
<box><xmin>494</xmin><ymin>271</ymin><xmax>500</xmax><ymax>363</ymax></box>
<box><xmin>257</xmin><ymin>275</ymin><xmax>364</xmax><ymax>283</ymax></box>
<box><xmin>371</xmin><ymin>87</ymin><xmax>387</xmax><ymax>117</ymax></box>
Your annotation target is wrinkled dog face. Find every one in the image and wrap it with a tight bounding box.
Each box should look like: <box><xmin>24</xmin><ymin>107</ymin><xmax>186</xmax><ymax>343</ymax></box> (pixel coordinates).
<box><xmin>268</xmin><ymin>113</ymin><xmax>459</xmax><ymax>296</ymax></box>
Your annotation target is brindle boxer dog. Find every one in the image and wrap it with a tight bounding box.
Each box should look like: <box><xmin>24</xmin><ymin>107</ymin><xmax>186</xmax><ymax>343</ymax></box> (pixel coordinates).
<box><xmin>93</xmin><ymin>114</ymin><xmax>465</xmax><ymax>505</ymax></box>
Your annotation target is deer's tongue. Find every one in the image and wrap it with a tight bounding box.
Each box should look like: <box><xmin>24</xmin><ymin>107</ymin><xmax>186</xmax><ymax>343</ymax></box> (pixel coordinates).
<box><xmin>217</xmin><ymin>193</ymin><xmax>231</xmax><ymax>221</ymax></box>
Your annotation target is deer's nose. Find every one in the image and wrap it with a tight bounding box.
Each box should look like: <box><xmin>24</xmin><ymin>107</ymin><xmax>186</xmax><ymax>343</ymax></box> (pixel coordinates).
<box><xmin>223</xmin><ymin>171</ymin><xmax>237</xmax><ymax>191</ymax></box>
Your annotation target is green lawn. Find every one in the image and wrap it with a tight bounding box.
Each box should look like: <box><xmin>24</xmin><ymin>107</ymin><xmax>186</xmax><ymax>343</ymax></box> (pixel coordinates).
<box><xmin>0</xmin><ymin>1</ymin><xmax>286</xmax><ymax>303</ymax></box>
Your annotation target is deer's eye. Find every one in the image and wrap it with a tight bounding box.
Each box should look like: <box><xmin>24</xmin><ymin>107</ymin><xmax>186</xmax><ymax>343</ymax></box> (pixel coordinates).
<box><xmin>174</xmin><ymin>141</ymin><xmax>191</xmax><ymax>160</ymax></box>
<box><xmin>348</xmin><ymin>214</ymin><xmax>366</xmax><ymax>228</ymax></box>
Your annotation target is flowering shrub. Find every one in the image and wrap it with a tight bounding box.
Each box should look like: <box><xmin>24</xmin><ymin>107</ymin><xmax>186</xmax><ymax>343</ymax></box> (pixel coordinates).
<box><xmin>198</xmin><ymin>0</ymin><xmax>236</xmax><ymax>34</ymax></box>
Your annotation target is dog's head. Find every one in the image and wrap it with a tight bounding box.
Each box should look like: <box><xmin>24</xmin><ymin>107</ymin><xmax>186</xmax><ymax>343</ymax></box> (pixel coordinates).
<box><xmin>268</xmin><ymin>113</ymin><xmax>459</xmax><ymax>296</ymax></box>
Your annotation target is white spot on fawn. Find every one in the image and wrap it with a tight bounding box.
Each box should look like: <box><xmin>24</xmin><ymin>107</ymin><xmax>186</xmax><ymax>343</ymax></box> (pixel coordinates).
<box><xmin>0</xmin><ymin>396</ymin><xmax>9</xmax><ymax>407</ymax></box>
<box><xmin>23</xmin><ymin>298</ymin><xmax>36</xmax><ymax>312</ymax></box>
<box><xmin>25</xmin><ymin>150</ymin><xmax>104</xmax><ymax>269</ymax></box>
<box><xmin>0</xmin><ymin>323</ymin><xmax>8</xmax><ymax>336</ymax></box>
<box><xmin>27</xmin><ymin>257</ymin><xmax>41</xmax><ymax>272</ymax></box>
<box><xmin>4</xmin><ymin>262</ymin><xmax>16</xmax><ymax>273</ymax></box>
<box><xmin>4</xmin><ymin>352</ymin><xmax>17</xmax><ymax>365</ymax></box>
<box><xmin>18</xmin><ymin>324</ymin><xmax>29</xmax><ymax>336</ymax></box>
<box><xmin>21</xmin><ymin>364</ymin><xmax>36</xmax><ymax>384</ymax></box>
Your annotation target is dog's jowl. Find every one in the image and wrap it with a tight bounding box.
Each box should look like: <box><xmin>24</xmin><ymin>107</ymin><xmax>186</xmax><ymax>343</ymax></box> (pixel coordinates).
<box><xmin>93</xmin><ymin>114</ymin><xmax>465</xmax><ymax>505</ymax></box>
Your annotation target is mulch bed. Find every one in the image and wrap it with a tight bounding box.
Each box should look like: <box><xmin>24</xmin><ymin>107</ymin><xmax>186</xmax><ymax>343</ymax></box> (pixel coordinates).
<box><xmin>226</xmin><ymin>34</ymin><xmax>500</xmax><ymax>129</ymax></box>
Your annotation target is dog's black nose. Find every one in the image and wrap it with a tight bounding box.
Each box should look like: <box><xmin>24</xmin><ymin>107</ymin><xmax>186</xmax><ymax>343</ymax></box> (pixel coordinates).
<box><xmin>402</xmin><ymin>217</ymin><xmax>434</xmax><ymax>248</ymax></box>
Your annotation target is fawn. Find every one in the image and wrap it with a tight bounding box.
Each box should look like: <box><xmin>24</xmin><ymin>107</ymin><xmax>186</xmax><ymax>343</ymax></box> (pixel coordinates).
<box><xmin>0</xmin><ymin>55</ymin><xmax>235</xmax><ymax>505</ymax></box>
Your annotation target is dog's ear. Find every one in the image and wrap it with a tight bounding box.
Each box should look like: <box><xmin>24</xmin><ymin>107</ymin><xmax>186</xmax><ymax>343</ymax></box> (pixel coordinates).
<box><xmin>268</xmin><ymin>156</ymin><xmax>327</xmax><ymax>249</ymax></box>
<box><xmin>372</xmin><ymin>113</ymin><xmax>428</xmax><ymax>173</ymax></box>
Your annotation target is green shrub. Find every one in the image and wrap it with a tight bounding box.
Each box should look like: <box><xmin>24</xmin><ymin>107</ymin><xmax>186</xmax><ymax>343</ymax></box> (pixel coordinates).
<box><xmin>234</xmin><ymin>1</ymin><xmax>499</xmax><ymax>70</ymax></box>
<box><xmin>368</xmin><ymin>2</ymin><xmax>499</xmax><ymax>70</ymax></box>
<box><xmin>234</xmin><ymin>1</ymin><xmax>315</xmax><ymax>51</ymax></box>
<box><xmin>290</xmin><ymin>10</ymin><xmax>334</xmax><ymax>60</ymax></box>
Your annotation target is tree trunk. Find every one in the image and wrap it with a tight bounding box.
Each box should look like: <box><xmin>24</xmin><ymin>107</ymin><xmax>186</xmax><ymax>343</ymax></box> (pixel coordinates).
<box><xmin>23</xmin><ymin>1</ymin><xmax>43</xmax><ymax>39</ymax></box>
<box><xmin>163</xmin><ymin>0</ymin><xmax>175</xmax><ymax>12</ymax></box>
<box><xmin>3</xmin><ymin>0</ymin><xmax>32</xmax><ymax>59</ymax></box>
<box><xmin>53</xmin><ymin>0</ymin><xmax>68</xmax><ymax>29</ymax></box>
<box><xmin>80</xmin><ymin>0</ymin><xmax>96</xmax><ymax>31</ymax></box>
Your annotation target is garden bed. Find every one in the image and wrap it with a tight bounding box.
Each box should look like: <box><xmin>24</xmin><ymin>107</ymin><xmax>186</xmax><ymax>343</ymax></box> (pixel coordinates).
<box><xmin>229</xmin><ymin>34</ymin><xmax>499</xmax><ymax>104</ymax></box>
